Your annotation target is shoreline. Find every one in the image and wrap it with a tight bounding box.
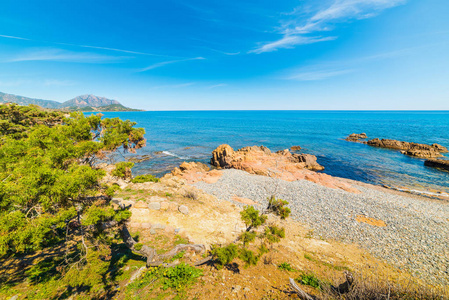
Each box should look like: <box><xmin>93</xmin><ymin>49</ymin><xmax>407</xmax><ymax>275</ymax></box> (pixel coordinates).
<box><xmin>187</xmin><ymin>168</ymin><xmax>449</xmax><ymax>286</ymax></box>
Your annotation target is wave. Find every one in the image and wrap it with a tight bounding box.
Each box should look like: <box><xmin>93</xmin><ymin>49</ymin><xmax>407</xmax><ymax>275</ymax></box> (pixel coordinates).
<box><xmin>161</xmin><ymin>151</ymin><xmax>189</xmax><ymax>160</ymax></box>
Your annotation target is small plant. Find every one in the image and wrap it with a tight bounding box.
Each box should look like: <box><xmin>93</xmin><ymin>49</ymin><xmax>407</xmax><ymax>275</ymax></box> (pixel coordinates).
<box><xmin>165</xmin><ymin>192</ymin><xmax>173</xmax><ymax>197</ymax></box>
<box><xmin>184</xmin><ymin>190</ymin><xmax>199</xmax><ymax>200</ymax></box>
<box><xmin>297</xmin><ymin>273</ymin><xmax>321</xmax><ymax>290</ymax></box>
<box><xmin>131</xmin><ymin>174</ymin><xmax>160</xmax><ymax>183</ymax></box>
<box><xmin>160</xmin><ymin>263</ymin><xmax>202</xmax><ymax>291</ymax></box>
<box><xmin>267</xmin><ymin>196</ymin><xmax>291</xmax><ymax>219</ymax></box>
<box><xmin>278</xmin><ymin>262</ymin><xmax>295</xmax><ymax>271</ymax></box>
<box><xmin>239</xmin><ymin>248</ymin><xmax>259</xmax><ymax>268</ymax></box>
<box><xmin>112</xmin><ymin>161</ymin><xmax>134</xmax><ymax>179</ymax></box>
<box><xmin>240</xmin><ymin>205</ymin><xmax>267</xmax><ymax>230</ymax></box>
<box><xmin>211</xmin><ymin>244</ymin><xmax>239</xmax><ymax>269</ymax></box>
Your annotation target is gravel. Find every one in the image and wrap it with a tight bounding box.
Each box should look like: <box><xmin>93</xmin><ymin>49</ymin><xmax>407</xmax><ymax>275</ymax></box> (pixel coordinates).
<box><xmin>193</xmin><ymin>169</ymin><xmax>449</xmax><ymax>286</ymax></box>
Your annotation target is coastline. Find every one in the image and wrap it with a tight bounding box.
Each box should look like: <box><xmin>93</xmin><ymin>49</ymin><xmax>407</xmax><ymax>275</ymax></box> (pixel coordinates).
<box><xmin>188</xmin><ymin>168</ymin><xmax>449</xmax><ymax>286</ymax></box>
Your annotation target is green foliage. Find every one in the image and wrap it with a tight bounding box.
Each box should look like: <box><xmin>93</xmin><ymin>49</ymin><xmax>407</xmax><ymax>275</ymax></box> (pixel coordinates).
<box><xmin>112</xmin><ymin>162</ymin><xmax>134</xmax><ymax>179</ymax></box>
<box><xmin>0</xmin><ymin>104</ymin><xmax>146</xmax><ymax>295</ymax></box>
<box><xmin>264</xmin><ymin>225</ymin><xmax>285</xmax><ymax>244</ymax></box>
<box><xmin>211</xmin><ymin>244</ymin><xmax>239</xmax><ymax>269</ymax></box>
<box><xmin>105</xmin><ymin>184</ymin><xmax>121</xmax><ymax>197</ymax></box>
<box><xmin>238</xmin><ymin>248</ymin><xmax>259</xmax><ymax>268</ymax></box>
<box><xmin>131</xmin><ymin>264</ymin><xmax>202</xmax><ymax>293</ymax></box>
<box><xmin>258</xmin><ymin>243</ymin><xmax>269</xmax><ymax>255</ymax></box>
<box><xmin>0</xmin><ymin>104</ymin><xmax>65</xmax><ymax>139</ymax></box>
<box><xmin>240</xmin><ymin>206</ymin><xmax>267</xmax><ymax>230</ymax></box>
<box><xmin>240</xmin><ymin>231</ymin><xmax>257</xmax><ymax>246</ymax></box>
<box><xmin>131</xmin><ymin>174</ymin><xmax>160</xmax><ymax>183</ymax></box>
<box><xmin>297</xmin><ymin>273</ymin><xmax>321</xmax><ymax>290</ymax></box>
<box><xmin>134</xmin><ymin>243</ymin><xmax>143</xmax><ymax>251</ymax></box>
<box><xmin>278</xmin><ymin>262</ymin><xmax>295</xmax><ymax>271</ymax></box>
<box><xmin>113</xmin><ymin>209</ymin><xmax>132</xmax><ymax>223</ymax></box>
<box><xmin>267</xmin><ymin>196</ymin><xmax>291</xmax><ymax>219</ymax></box>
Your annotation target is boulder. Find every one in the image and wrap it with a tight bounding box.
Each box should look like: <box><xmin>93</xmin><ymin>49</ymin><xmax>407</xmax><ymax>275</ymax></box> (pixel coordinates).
<box><xmin>179</xmin><ymin>205</ymin><xmax>189</xmax><ymax>215</ymax></box>
<box><xmin>345</xmin><ymin>133</ymin><xmax>368</xmax><ymax>141</ymax></box>
<box><xmin>290</xmin><ymin>145</ymin><xmax>302</xmax><ymax>151</ymax></box>
<box><xmin>210</xmin><ymin>144</ymin><xmax>235</xmax><ymax>168</ymax></box>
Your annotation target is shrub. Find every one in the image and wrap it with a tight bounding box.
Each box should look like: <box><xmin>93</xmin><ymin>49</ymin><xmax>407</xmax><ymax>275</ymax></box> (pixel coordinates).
<box><xmin>278</xmin><ymin>262</ymin><xmax>295</xmax><ymax>271</ymax></box>
<box><xmin>267</xmin><ymin>196</ymin><xmax>291</xmax><ymax>219</ymax></box>
<box><xmin>160</xmin><ymin>263</ymin><xmax>203</xmax><ymax>291</ymax></box>
<box><xmin>112</xmin><ymin>162</ymin><xmax>134</xmax><ymax>179</ymax></box>
<box><xmin>211</xmin><ymin>244</ymin><xmax>239</xmax><ymax>269</ymax></box>
<box><xmin>239</xmin><ymin>248</ymin><xmax>259</xmax><ymax>268</ymax></box>
<box><xmin>131</xmin><ymin>174</ymin><xmax>160</xmax><ymax>183</ymax></box>
<box><xmin>297</xmin><ymin>273</ymin><xmax>321</xmax><ymax>290</ymax></box>
<box><xmin>240</xmin><ymin>206</ymin><xmax>267</xmax><ymax>230</ymax></box>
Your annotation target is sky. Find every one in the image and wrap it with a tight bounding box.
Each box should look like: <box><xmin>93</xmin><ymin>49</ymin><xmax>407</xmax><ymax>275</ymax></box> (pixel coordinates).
<box><xmin>0</xmin><ymin>0</ymin><xmax>448</xmax><ymax>110</ymax></box>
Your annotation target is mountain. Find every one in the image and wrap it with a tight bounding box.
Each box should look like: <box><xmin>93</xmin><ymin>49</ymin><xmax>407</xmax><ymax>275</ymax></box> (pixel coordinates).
<box><xmin>0</xmin><ymin>92</ymin><xmax>61</xmax><ymax>109</ymax></box>
<box><xmin>0</xmin><ymin>91</ymin><xmax>142</xmax><ymax>111</ymax></box>
<box><xmin>61</xmin><ymin>94</ymin><xmax>121</xmax><ymax>108</ymax></box>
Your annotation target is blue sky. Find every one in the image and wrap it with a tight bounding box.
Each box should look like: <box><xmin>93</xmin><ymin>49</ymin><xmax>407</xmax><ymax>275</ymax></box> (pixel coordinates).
<box><xmin>0</xmin><ymin>0</ymin><xmax>448</xmax><ymax>110</ymax></box>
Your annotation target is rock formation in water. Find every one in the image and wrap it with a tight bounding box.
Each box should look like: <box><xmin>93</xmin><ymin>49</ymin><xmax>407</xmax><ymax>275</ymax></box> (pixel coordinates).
<box><xmin>211</xmin><ymin>144</ymin><xmax>324</xmax><ymax>172</ymax></box>
<box><xmin>345</xmin><ymin>133</ymin><xmax>448</xmax><ymax>159</ymax></box>
<box><xmin>366</xmin><ymin>138</ymin><xmax>447</xmax><ymax>158</ymax></box>
<box><xmin>345</xmin><ymin>133</ymin><xmax>368</xmax><ymax>142</ymax></box>
<box><xmin>424</xmin><ymin>159</ymin><xmax>449</xmax><ymax>171</ymax></box>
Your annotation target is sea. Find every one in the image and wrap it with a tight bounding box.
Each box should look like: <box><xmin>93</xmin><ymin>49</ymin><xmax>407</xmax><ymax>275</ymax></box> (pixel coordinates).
<box><xmin>94</xmin><ymin>111</ymin><xmax>449</xmax><ymax>196</ymax></box>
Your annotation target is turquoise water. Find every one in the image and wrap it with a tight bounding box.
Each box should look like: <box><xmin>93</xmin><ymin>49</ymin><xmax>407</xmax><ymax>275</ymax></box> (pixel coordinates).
<box><xmin>96</xmin><ymin>111</ymin><xmax>449</xmax><ymax>194</ymax></box>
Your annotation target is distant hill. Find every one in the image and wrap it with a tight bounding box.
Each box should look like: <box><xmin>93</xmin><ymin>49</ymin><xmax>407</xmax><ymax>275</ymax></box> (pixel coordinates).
<box><xmin>62</xmin><ymin>95</ymin><xmax>121</xmax><ymax>108</ymax></box>
<box><xmin>0</xmin><ymin>92</ymin><xmax>61</xmax><ymax>109</ymax></box>
<box><xmin>65</xmin><ymin>104</ymin><xmax>143</xmax><ymax>112</ymax></box>
<box><xmin>0</xmin><ymin>91</ymin><xmax>143</xmax><ymax>111</ymax></box>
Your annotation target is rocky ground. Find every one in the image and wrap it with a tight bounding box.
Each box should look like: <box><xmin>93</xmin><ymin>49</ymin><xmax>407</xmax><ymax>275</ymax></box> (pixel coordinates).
<box><xmin>193</xmin><ymin>169</ymin><xmax>449</xmax><ymax>287</ymax></box>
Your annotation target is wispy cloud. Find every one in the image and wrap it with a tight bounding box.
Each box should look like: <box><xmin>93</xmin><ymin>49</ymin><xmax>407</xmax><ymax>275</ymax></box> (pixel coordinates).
<box><xmin>150</xmin><ymin>82</ymin><xmax>196</xmax><ymax>89</ymax></box>
<box><xmin>249</xmin><ymin>35</ymin><xmax>336</xmax><ymax>54</ymax></box>
<box><xmin>207</xmin><ymin>83</ymin><xmax>228</xmax><ymax>89</ymax></box>
<box><xmin>7</xmin><ymin>48</ymin><xmax>126</xmax><ymax>63</ymax></box>
<box><xmin>0</xmin><ymin>33</ymin><xmax>175</xmax><ymax>57</ymax></box>
<box><xmin>285</xmin><ymin>68</ymin><xmax>354</xmax><ymax>81</ymax></box>
<box><xmin>0</xmin><ymin>34</ymin><xmax>30</xmax><ymax>41</ymax></box>
<box><xmin>140</xmin><ymin>57</ymin><xmax>206</xmax><ymax>72</ymax></box>
<box><xmin>251</xmin><ymin>0</ymin><xmax>406</xmax><ymax>54</ymax></box>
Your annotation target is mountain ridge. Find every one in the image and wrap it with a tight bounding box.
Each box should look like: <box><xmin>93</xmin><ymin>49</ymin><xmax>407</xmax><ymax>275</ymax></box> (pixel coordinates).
<box><xmin>0</xmin><ymin>91</ymin><xmax>143</xmax><ymax>111</ymax></box>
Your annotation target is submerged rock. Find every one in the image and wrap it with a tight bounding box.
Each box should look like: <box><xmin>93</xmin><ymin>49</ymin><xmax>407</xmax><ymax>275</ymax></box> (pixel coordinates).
<box><xmin>424</xmin><ymin>159</ymin><xmax>449</xmax><ymax>171</ymax></box>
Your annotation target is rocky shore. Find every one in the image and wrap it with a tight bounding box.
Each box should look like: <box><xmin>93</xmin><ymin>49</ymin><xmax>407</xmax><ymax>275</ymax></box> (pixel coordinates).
<box><xmin>166</xmin><ymin>144</ymin><xmax>449</xmax><ymax>286</ymax></box>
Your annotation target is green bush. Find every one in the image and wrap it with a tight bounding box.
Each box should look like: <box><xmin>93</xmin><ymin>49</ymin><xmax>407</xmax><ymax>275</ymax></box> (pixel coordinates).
<box><xmin>267</xmin><ymin>196</ymin><xmax>291</xmax><ymax>219</ymax></box>
<box><xmin>240</xmin><ymin>206</ymin><xmax>267</xmax><ymax>230</ymax></box>
<box><xmin>297</xmin><ymin>273</ymin><xmax>321</xmax><ymax>290</ymax></box>
<box><xmin>211</xmin><ymin>244</ymin><xmax>239</xmax><ymax>269</ymax></box>
<box><xmin>239</xmin><ymin>248</ymin><xmax>259</xmax><ymax>268</ymax></box>
<box><xmin>278</xmin><ymin>262</ymin><xmax>295</xmax><ymax>271</ymax></box>
<box><xmin>131</xmin><ymin>174</ymin><xmax>160</xmax><ymax>183</ymax></box>
<box><xmin>112</xmin><ymin>161</ymin><xmax>134</xmax><ymax>179</ymax></box>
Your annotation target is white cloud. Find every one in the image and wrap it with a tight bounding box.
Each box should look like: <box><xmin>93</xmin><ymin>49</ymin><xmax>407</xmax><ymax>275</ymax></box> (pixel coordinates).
<box><xmin>140</xmin><ymin>57</ymin><xmax>205</xmax><ymax>72</ymax></box>
<box><xmin>7</xmin><ymin>48</ymin><xmax>126</xmax><ymax>63</ymax></box>
<box><xmin>150</xmin><ymin>82</ymin><xmax>196</xmax><ymax>89</ymax></box>
<box><xmin>285</xmin><ymin>68</ymin><xmax>354</xmax><ymax>81</ymax></box>
<box><xmin>251</xmin><ymin>0</ymin><xmax>406</xmax><ymax>54</ymax></box>
<box><xmin>0</xmin><ymin>34</ymin><xmax>30</xmax><ymax>41</ymax></box>
<box><xmin>207</xmin><ymin>83</ymin><xmax>228</xmax><ymax>89</ymax></box>
<box><xmin>250</xmin><ymin>35</ymin><xmax>337</xmax><ymax>54</ymax></box>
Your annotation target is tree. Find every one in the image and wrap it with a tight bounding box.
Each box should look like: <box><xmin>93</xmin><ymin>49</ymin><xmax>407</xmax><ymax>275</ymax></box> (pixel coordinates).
<box><xmin>0</xmin><ymin>105</ymin><xmax>146</xmax><ymax>294</ymax></box>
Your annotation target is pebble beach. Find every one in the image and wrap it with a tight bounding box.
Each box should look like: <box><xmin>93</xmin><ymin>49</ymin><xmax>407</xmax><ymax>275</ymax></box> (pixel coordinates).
<box><xmin>193</xmin><ymin>169</ymin><xmax>449</xmax><ymax>286</ymax></box>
